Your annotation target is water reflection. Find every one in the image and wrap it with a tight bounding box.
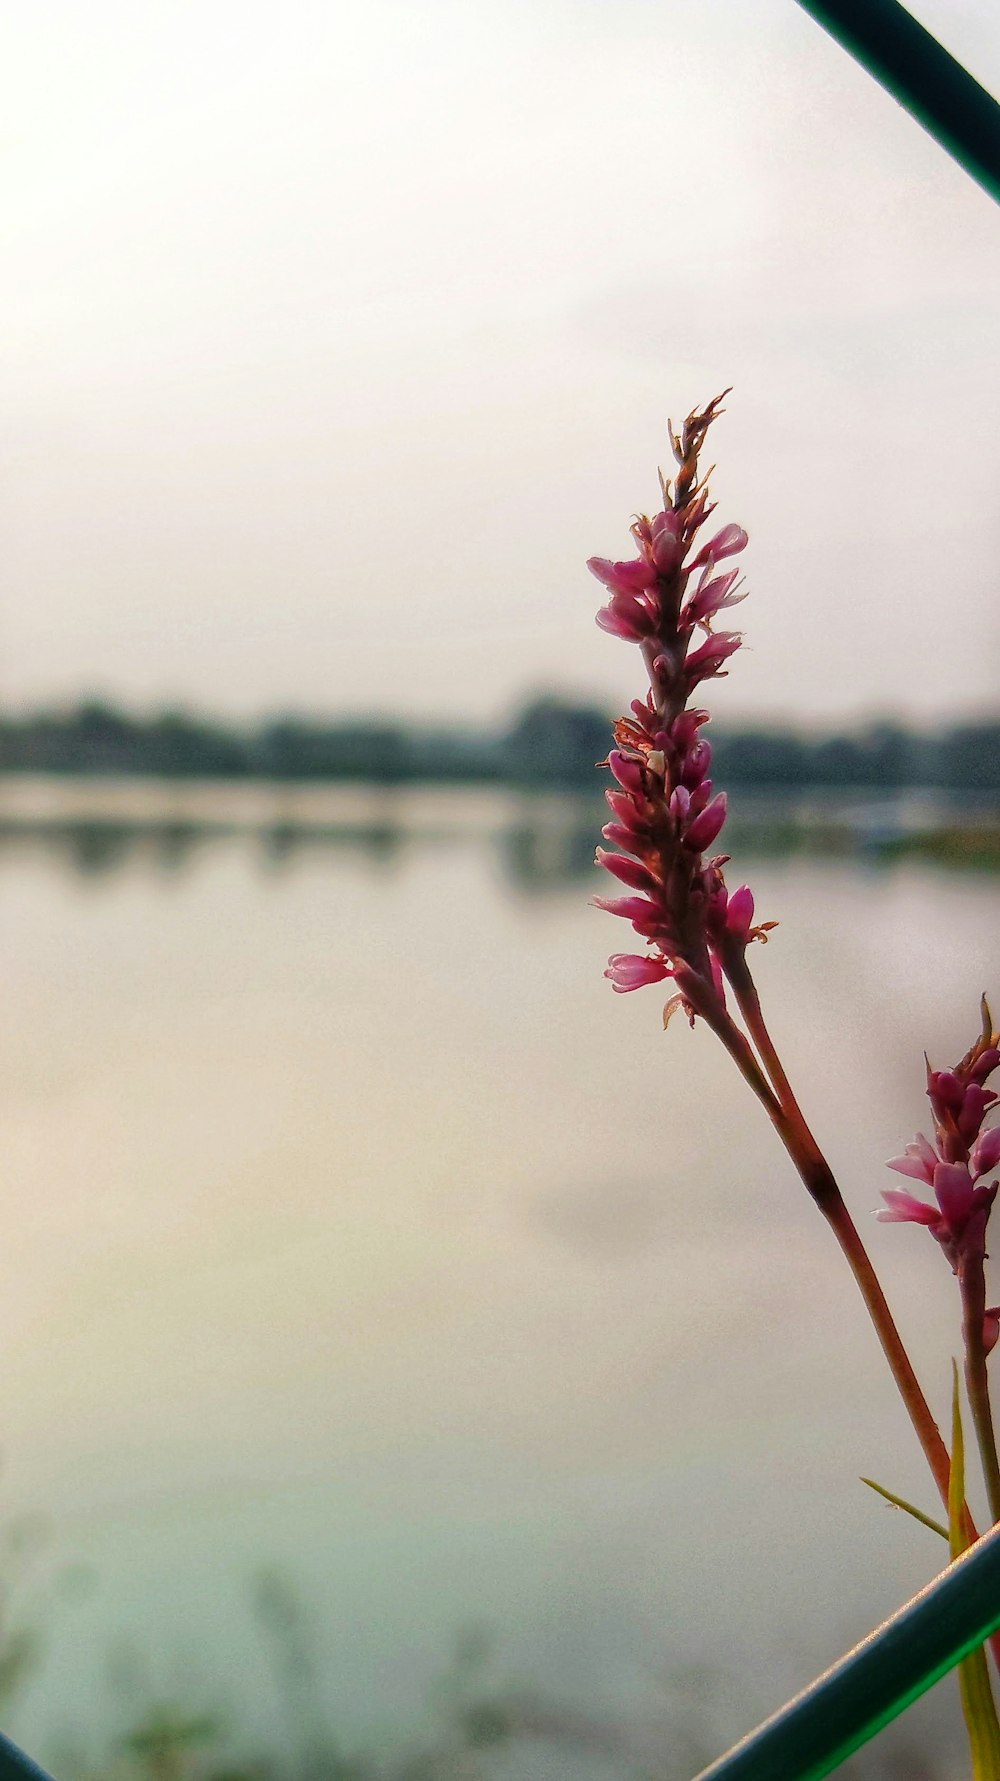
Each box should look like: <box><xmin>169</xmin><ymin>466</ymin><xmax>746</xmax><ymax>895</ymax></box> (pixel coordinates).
<box><xmin>0</xmin><ymin>784</ymin><xmax>998</xmax><ymax>889</ymax></box>
<box><xmin>1</xmin><ymin>777</ymin><xmax>994</xmax><ymax>1778</ymax></box>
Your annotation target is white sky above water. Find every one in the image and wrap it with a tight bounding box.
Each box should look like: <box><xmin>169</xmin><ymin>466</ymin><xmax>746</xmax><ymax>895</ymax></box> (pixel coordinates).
<box><xmin>2</xmin><ymin>0</ymin><xmax>999</xmax><ymax>727</ymax></box>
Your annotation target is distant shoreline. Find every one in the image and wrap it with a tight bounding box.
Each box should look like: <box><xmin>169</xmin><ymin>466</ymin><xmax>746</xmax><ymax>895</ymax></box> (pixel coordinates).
<box><xmin>2</xmin><ymin>696</ymin><xmax>1000</xmax><ymax>793</ymax></box>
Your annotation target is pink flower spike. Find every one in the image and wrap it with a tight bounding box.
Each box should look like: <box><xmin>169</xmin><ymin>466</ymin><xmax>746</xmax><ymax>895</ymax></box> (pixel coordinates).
<box><xmin>689</xmin><ymin>523</ymin><xmax>749</xmax><ymax>570</ymax></box>
<box><xmin>595</xmin><ymin>848</ymin><xmax>658</xmax><ymax>892</ymax></box>
<box><xmin>604</xmin><ymin>953</ymin><xmax>671</xmax><ymax>993</ymax></box>
<box><xmin>971</xmin><ymin>1125</ymin><xmax>1000</xmax><ymax>1178</ymax></box>
<box><xmin>878</xmin><ymin>1188</ymin><xmax>938</xmax><ymax>1225</ymax></box>
<box><xmin>683</xmin><ymin>792</ymin><xmax>728</xmax><ymax>853</ymax></box>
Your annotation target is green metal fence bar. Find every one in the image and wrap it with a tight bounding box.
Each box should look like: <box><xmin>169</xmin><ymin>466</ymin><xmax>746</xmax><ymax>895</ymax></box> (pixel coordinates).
<box><xmin>0</xmin><ymin>1729</ymin><xmax>54</xmax><ymax>1781</ymax></box>
<box><xmin>691</xmin><ymin>1521</ymin><xmax>1000</xmax><ymax>1781</ymax></box>
<box><xmin>793</xmin><ymin>0</ymin><xmax>1000</xmax><ymax>204</ymax></box>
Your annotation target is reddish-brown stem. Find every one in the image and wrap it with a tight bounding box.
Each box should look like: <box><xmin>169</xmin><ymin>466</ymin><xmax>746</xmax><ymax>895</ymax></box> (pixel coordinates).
<box><xmin>716</xmin><ymin>953</ymin><xmax>1000</xmax><ymax>1673</ymax></box>
<box><xmin>828</xmin><ymin>1199</ymin><xmax>952</xmax><ymax>1509</ymax></box>
<box><xmin>720</xmin><ymin>949</ymin><xmax>959</xmax><ymax>1521</ymax></box>
<box><xmin>962</xmin><ymin>1259</ymin><xmax>1000</xmax><ymax>1525</ymax></box>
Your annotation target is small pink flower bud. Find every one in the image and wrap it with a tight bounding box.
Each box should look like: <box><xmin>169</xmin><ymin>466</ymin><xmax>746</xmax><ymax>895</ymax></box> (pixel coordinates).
<box><xmin>985</xmin><ymin>1308</ymin><xmax>1000</xmax><ymax>1356</ymax></box>
<box><xmin>608</xmin><ymin>751</ymin><xmax>645</xmax><ymax>794</ymax></box>
<box><xmin>725</xmin><ymin>884</ymin><xmax>755</xmax><ymax>941</ymax></box>
<box><xmin>971</xmin><ymin>1126</ymin><xmax>1000</xmax><ymax>1179</ymax></box>
<box><xmin>959</xmin><ymin>1083</ymin><xmax>996</xmax><ymax>1141</ymax></box>
<box><xmin>933</xmin><ymin>1160</ymin><xmax>975</xmax><ymax>1224</ymax></box>
<box><xmin>683</xmin><ymin>792</ymin><xmax>728</xmax><ymax>853</ymax></box>
<box><xmin>681</xmin><ymin>738</ymin><xmax>712</xmax><ymax>785</ymax></box>
<box><xmin>928</xmin><ymin>1069</ymin><xmax>963</xmax><ymax>1113</ymax></box>
<box><xmin>604</xmin><ymin>952</ymin><xmax>671</xmax><ymax>993</ymax></box>
<box><xmin>595</xmin><ymin>848</ymin><xmax>658</xmax><ymax>892</ymax></box>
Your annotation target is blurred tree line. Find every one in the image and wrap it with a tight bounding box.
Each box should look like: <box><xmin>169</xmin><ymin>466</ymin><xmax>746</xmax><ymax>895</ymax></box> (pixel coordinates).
<box><xmin>1</xmin><ymin>697</ymin><xmax>999</xmax><ymax>791</ymax></box>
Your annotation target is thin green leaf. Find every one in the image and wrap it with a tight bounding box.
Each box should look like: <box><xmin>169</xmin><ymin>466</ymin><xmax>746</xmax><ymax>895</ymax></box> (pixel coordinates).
<box><xmin>950</xmin><ymin>1360</ymin><xmax>1000</xmax><ymax>1781</ymax></box>
<box><xmin>860</xmin><ymin>1476</ymin><xmax>948</xmax><ymax>1540</ymax></box>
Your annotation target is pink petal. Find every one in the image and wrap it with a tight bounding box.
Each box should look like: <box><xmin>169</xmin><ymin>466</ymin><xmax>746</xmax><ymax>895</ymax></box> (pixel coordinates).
<box><xmin>608</xmin><ymin>751</ymin><xmax>645</xmax><ymax>794</ymax></box>
<box><xmin>685</xmin><ymin>569</ymin><xmax>744</xmax><ymax>626</ymax></box>
<box><xmin>927</xmin><ymin>1069</ymin><xmax>963</xmax><ymax>1113</ymax></box>
<box><xmin>595</xmin><ymin>848</ymin><xmax>658</xmax><ymax>892</ymax></box>
<box><xmin>683</xmin><ymin>792</ymin><xmax>728</xmax><ymax>853</ymax></box>
<box><xmin>596</xmin><ymin>605</ymin><xmax>647</xmax><ymax>642</ymax></box>
<box><xmin>726</xmin><ymin>884</ymin><xmax>755</xmax><ymax>941</ymax></box>
<box><xmin>971</xmin><ymin>1125</ymin><xmax>1000</xmax><ymax>1178</ymax></box>
<box><xmin>605</xmin><ymin>788</ymin><xmax>640</xmax><ymax>822</ymax></box>
<box><xmin>684</xmin><ymin>632</ymin><xmax>742</xmax><ymax>683</ymax></box>
<box><xmin>689</xmin><ymin>524</ymin><xmax>748</xmax><ymax>569</ymax></box>
<box><xmin>886</xmin><ymin>1144</ymin><xmax>936</xmax><ymax>1186</ymax></box>
<box><xmin>592</xmin><ymin>895</ymin><xmax>659</xmax><ymax>935</ymax></box>
<box><xmin>651</xmin><ymin>529</ymin><xmax>682</xmax><ymax>574</ymax></box>
<box><xmin>601</xmin><ymin>821</ymin><xmax>635</xmax><ymax>849</ymax></box>
<box><xmin>680</xmin><ymin>738</ymin><xmax>712</xmax><ymax>785</ymax></box>
<box><xmin>877</xmin><ymin>1188</ymin><xmax>938</xmax><ymax>1224</ymax></box>
<box><xmin>587</xmin><ymin>555</ymin><xmax>658</xmax><ymax>593</ymax></box>
<box><xmin>973</xmin><ymin>1047</ymin><xmax>1000</xmax><ymax>1082</ymax></box>
<box><xmin>604</xmin><ymin>953</ymin><xmax>671</xmax><ymax>993</ymax></box>
<box><xmin>933</xmin><ymin>1161</ymin><xmax>975</xmax><ymax>1224</ymax></box>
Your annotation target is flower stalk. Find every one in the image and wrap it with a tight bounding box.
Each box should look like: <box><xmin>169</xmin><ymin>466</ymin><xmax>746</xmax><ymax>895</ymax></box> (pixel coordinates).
<box><xmin>588</xmin><ymin>396</ymin><xmax>1000</xmax><ymax>1726</ymax></box>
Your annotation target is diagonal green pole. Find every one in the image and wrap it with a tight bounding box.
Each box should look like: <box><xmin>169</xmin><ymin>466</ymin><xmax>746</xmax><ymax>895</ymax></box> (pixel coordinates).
<box><xmin>0</xmin><ymin>1729</ymin><xmax>54</xmax><ymax>1781</ymax></box>
<box><xmin>691</xmin><ymin>1521</ymin><xmax>1000</xmax><ymax>1781</ymax></box>
<box><xmin>793</xmin><ymin>0</ymin><xmax>1000</xmax><ymax>204</ymax></box>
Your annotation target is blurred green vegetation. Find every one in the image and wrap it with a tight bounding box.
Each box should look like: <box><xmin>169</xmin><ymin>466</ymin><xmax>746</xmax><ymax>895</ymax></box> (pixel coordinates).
<box><xmin>0</xmin><ymin>1507</ymin><xmax>971</xmax><ymax>1781</ymax></box>
<box><xmin>1</xmin><ymin>698</ymin><xmax>1000</xmax><ymax>795</ymax></box>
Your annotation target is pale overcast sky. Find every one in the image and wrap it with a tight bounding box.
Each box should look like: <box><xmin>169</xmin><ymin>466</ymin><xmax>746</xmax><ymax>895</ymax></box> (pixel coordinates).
<box><xmin>3</xmin><ymin>0</ymin><xmax>999</xmax><ymax>727</ymax></box>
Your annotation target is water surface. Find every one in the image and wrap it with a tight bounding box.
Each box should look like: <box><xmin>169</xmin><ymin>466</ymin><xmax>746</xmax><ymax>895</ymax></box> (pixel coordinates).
<box><xmin>0</xmin><ymin>780</ymin><xmax>996</xmax><ymax>1774</ymax></box>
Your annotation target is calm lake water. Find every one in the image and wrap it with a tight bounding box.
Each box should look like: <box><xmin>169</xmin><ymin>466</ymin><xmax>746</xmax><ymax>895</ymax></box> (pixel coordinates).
<box><xmin>0</xmin><ymin>779</ymin><xmax>998</xmax><ymax>1777</ymax></box>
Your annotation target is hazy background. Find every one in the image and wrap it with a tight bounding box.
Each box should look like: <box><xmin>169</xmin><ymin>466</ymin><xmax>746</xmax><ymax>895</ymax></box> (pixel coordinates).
<box><xmin>3</xmin><ymin>0</ymin><xmax>999</xmax><ymax>730</ymax></box>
